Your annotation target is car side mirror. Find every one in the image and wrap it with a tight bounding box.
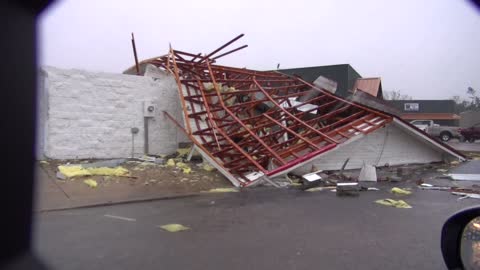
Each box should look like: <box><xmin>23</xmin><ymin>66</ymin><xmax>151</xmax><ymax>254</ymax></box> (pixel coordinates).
<box><xmin>442</xmin><ymin>207</ymin><xmax>480</xmax><ymax>269</ymax></box>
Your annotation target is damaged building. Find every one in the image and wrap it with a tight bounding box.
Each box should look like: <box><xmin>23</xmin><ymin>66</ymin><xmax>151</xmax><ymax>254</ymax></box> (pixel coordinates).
<box><xmin>37</xmin><ymin>34</ymin><xmax>465</xmax><ymax>187</ymax></box>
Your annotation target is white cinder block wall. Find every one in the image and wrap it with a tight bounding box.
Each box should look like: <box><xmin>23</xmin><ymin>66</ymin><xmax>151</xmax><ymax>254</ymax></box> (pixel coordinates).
<box><xmin>39</xmin><ymin>66</ymin><xmax>189</xmax><ymax>159</ymax></box>
<box><xmin>292</xmin><ymin>123</ymin><xmax>444</xmax><ymax>174</ymax></box>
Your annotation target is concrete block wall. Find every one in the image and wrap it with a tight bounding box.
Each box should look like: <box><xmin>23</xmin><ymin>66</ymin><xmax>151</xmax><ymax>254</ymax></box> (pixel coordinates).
<box><xmin>292</xmin><ymin>122</ymin><xmax>443</xmax><ymax>174</ymax></box>
<box><xmin>39</xmin><ymin>66</ymin><xmax>188</xmax><ymax>159</ymax></box>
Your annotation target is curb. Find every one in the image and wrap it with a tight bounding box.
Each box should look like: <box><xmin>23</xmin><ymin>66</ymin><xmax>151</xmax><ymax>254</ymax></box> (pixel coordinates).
<box><xmin>37</xmin><ymin>193</ymin><xmax>200</xmax><ymax>213</ymax></box>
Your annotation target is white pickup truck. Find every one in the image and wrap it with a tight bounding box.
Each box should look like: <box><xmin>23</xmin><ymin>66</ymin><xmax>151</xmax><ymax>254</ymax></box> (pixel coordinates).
<box><xmin>410</xmin><ymin>120</ymin><xmax>462</xmax><ymax>142</ymax></box>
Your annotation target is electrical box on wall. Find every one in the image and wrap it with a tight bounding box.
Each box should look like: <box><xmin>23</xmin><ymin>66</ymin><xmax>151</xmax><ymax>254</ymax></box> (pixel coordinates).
<box><xmin>143</xmin><ymin>100</ymin><xmax>157</xmax><ymax>117</ymax></box>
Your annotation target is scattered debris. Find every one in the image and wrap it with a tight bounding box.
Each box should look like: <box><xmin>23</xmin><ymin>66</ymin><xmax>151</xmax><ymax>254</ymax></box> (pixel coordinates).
<box><xmin>83</xmin><ymin>179</ymin><xmax>98</xmax><ymax>188</ymax></box>
<box><xmin>447</xmin><ymin>174</ymin><xmax>480</xmax><ymax>181</ymax></box>
<box><xmin>56</xmin><ymin>171</ymin><xmax>67</xmax><ymax>180</ymax></box>
<box><xmin>391</xmin><ymin>187</ymin><xmax>412</xmax><ymax>195</ymax></box>
<box><xmin>202</xmin><ymin>163</ymin><xmax>216</xmax><ymax>172</ymax></box>
<box><xmin>358</xmin><ymin>164</ymin><xmax>377</xmax><ymax>182</ymax></box>
<box><xmin>301</xmin><ymin>170</ymin><xmax>324</xmax><ymax>190</ymax></box>
<box><xmin>137</xmin><ymin>156</ymin><xmax>156</xmax><ymax>162</ymax></box>
<box><xmin>154</xmin><ymin>158</ymin><xmax>166</xmax><ymax>165</ymax></box>
<box><xmin>336</xmin><ymin>182</ymin><xmax>360</xmax><ymax>196</ymax></box>
<box><xmin>302</xmin><ymin>171</ymin><xmax>323</xmax><ymax>182</ymax></box>
<box><xmin>452</xmin><ymin>192</ymin><xmax>480</xmax><ymax>200</ymax></box>
<box><xmin>40</xmin><ymin>156</ymin><xmax>231</xmax><ymax>198</ymax></box>
<box><xmin>450</xmin><ymin>160</ymin><xmax>460</xmax><ymax>165</ymax></box>
<box><xmin>82</xmin><ymin>159</ymin><xmax>126</xmax><ymax>168</ymax></box>
<box><xmin>367</xmin><ymin>187</ymin><xmax>380</xmax><ymax>191</ymax></box>
<box><xmin>104</xmin><ymin>214</ymin><xmax>136</xmax><ymax>222</ymax></box>
<box><xmin>437</xmin><ymin>169</ymin><xmax>448</xmax><ymax>173</ymax></box>
<box><xmin>420</xmin><ymin>183</ymin><xmax>433</xmax><ymax>187</ymax></box>
<box><xmin>289</xmin><ymin>182</ymin><xmax>303</xmax><ymax>187</ymax></box>
<box><xmin>243</xmin><ymin>172</ymin><xmax>266</xmax><ymax>182</ymax></box>
<box><xmin>39</xmin><ymin>160</ymin><xmax>49</xmax><ymax>165</ymax></box>
<box><xmin>58</xmin><ymin>165</ymin><xmax>130</xmax><ymax>178</ymax></box>
<box><xmin>305</xmin><ymin>187</ymin><xmax>324</xmax><ymax>192</ymax></box>
<box><xmin>418</xmin><ymin>185</ymin><xmax>451</xmax><ymax>191</ymax></box>
<box><xmin>176</xmin><ymin>148</ymin><xmax>191</xmax><ymax>158</ymax></box>
<box><xmin>452</xmin><ymin>187</ymin><xmax>480</xmax><ymax>194</ymax></box>
<box><xmin>159</xmin><ymin>224</ymin><xmax>190</xmax><ymax>232</ymax></box>
<box><xmin>176</xmin><ymin>162</ymin><xmax>192</xmax><ymax>174</ymax></box>
<box><xmin>375</xmin><ymin>199</ymin><xmax>412</xmax><ymax>209</ymax></box>
<box><xmin>204</xmin><ymin>188</ymin><xmax>239</xmax><ymax>193</ymax></box>
<box><xmin>132</xmin><ymin>161</ymin><xmax>161</xmax><ymax>171</ymax></box>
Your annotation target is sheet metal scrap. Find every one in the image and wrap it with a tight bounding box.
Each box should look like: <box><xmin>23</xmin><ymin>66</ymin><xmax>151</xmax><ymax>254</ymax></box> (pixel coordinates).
<box><xmin>147</xmin><ymin>34</ymin><xmax>392</xmax><ymax>187</ymax></box>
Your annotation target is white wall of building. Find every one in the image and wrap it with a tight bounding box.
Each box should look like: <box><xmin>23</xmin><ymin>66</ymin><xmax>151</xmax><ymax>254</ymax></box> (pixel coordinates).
<box><xmin>292</xmin><ymin>122</ymin><xmax>444</xmax><ymax>174</ymax></box>
<box><xmin>38</xmin><ymin>66</ymin><xmax>188</xmax><ymax>159</ymax></box>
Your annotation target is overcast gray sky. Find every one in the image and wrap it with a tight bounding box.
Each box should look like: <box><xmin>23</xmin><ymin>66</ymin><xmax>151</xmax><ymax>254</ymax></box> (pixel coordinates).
<box><xmin>39</xmin><ymin>0</ymin><xmax>480</xmax><ymax>99</ymax></box>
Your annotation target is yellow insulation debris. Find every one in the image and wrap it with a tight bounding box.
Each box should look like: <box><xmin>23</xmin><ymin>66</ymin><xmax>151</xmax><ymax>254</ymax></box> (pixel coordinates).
<box><xmin>289</xmin><ymin>182</ymin><xmax>303</xmax><ymax>187</ymax></box>
<box><xmin>58</xmin><ymin>166</ymin><xmax>129</xmax><ymax>178</ymax></box>
<box><xmin>202</xmin><ymin>163</ymin><xmax>216</xmax><ymax>172</ymax></box>
<box><xmin>166</xmin><ymin>159</ymin><xmax>176</xmax><ymax>167</ymax></box>
<box><xmin>176</xmin><ymin>148</ymin><xmax>191</xmax><ymax>157</ymax></box>
<box><xmin>375</xmin><ymin>199</ymin><xmax>412</xmax><ymax>209</ymax></box>
<box><xmin>159</xmin><ymin>224</ymin><xmax>190</xmax><ymax>232</ymax></box>
<box><xmin>203</xmin><ymin>82</ymin><xmax>223</xmax><ymax>92</ymax></box>
<box><xmin>222</xmin><ymin>86</ymin><xmax>238</xmax><ymax>106</ymax></box>
<box><xmin>391</xmin><ymin>187</ymin><xmax>412</xmax><ymax>195</ymax></box>
<box><xmin>176</xmin><ymin>162</ymin><xmax>192</xmax><ymax>174</ymax></box>
<box><xmin>83</xmin><ymin>179</ymin><xmax>98</xmax><ymax>188</ymax></box>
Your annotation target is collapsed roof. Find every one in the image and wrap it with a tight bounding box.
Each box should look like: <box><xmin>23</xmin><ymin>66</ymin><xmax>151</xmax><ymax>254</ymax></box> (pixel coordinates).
<box><xmin>138</xmin><ymin>34</ymin><xmax>465</xmax><ymax>187</ymax></box>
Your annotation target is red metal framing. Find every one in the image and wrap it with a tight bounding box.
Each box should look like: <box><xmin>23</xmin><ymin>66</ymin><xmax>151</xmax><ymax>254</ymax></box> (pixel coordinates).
<box><xmin>143</xmin><ymin>35</ymin><xmax>392</xmax><ymax>185</ymax></box>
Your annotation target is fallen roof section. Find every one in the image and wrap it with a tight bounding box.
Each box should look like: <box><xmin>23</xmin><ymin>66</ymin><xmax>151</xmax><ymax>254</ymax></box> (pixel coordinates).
<box><xmin>141</xmin><ymin>35</ymin><xmax>394</xmax><ymax>186</ymax></box>
<box><xmin>141</xmin><ymin>34</ymin><xmax>465</xmax><ymax>186</ymax></box>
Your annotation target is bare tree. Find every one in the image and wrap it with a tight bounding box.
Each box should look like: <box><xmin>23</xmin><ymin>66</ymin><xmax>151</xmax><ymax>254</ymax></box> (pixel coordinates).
<box><xmin>468</xmin><ymin>87</ymin><xmax>477</xmax><ymax>102</ymax></box>
<box><xmin>452</xmin><ymin>87</ymin><xmax>479</xmax><ymax>113</ymax></box>
<box><xmin>383</xmin><ymin>90</ymin><xmax>412</xmax><ymax>100</ymax></box>
<box><xmin>452</xmin><ymin>95</ymin><xmax>461</xmax><ymax>104</ymax></box>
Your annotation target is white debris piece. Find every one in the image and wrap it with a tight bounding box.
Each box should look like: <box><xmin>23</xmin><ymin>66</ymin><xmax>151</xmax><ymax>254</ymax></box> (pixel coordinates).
<box><xmin>244</xmin><ymin>171</ymin><xmax>265</xmax><ymax>181</ymax></box>
<box><xmin>447</xmin><ymin>174</ymin><xmax>480</xmax><ymax>181</ymax></box>
<box><xmin>281</xmin><ymin>98</ymin><xmax>318</xmax><ymax>114</ymax></box>
<box><xmin>358</xmin><ymin>163</ymin><xmax>377</xmax><ymax>182</ymax></box>
<box><xmin>452</xmin><ymin>192</ymin><xmax>480</xmax><ymax>200</ymax></box>
<box><xmin>302</xmin><ymin>170</ymin><xmax>323</xmax><ymax>182</ymax></box>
